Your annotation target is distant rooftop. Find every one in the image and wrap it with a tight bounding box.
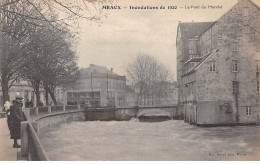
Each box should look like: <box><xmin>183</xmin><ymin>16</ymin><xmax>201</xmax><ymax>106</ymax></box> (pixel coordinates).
<box><xmin>80</xmin><ymin>64</ymin><xmax>125</xmax><ymax>79</ymax></box>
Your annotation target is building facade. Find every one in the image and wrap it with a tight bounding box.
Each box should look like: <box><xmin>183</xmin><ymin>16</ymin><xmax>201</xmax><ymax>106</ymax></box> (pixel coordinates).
<box><xmin>64</xmin><ymin>64</ymin><xmax>126</xmax><ymax>107</ymax></box>
<box><xmin>177</xmin><ymin>0</ymin><xmax>260</xmax><ymax>125</ymax></box>
<box><xmin>0</xmin><ymin>79</ymin><xmax>63</xmax><ymax>111</ymax></box>
<box><xmin>125</xmin><ymin>81</ymin><xmax>178</xmax><ymax>107</ymax></box>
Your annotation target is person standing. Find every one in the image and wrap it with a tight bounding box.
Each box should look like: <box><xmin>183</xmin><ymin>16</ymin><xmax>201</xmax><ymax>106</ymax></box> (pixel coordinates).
<box><xmin>9</xmin><ymin>94</ymin><xmax>23</xmax><ymax>148</ymax></box>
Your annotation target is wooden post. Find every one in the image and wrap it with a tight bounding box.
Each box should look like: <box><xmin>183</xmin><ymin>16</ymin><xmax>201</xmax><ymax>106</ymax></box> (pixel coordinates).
<box><xmin>63</xmin><ymin>105</ymin><xmax>66</xmax><ymax>111</ymax></box>
<box><xmin>77</xmin><ymin>104</ymin><xmax>80</xmax><ymax>110</ymax></box>
<box><xmin>21</xmin><ymin>121</ymin><xmax>29</xmax><ymax>156</ymax></box>
<box><xmin>48</xmin><ymin>106</ymin><xmax>51</xmax><ymax>114</ymax></box>
<box><xmin>35</xmin><ymin>107</ymin><xmax>39</xmax><ymax>116</ymax></box>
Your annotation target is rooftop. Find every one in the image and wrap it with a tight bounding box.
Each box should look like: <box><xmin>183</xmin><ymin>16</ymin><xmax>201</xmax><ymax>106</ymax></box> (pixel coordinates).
<box><xmin>182</xmin><ymin>49</ymin><xmax>219</xmax><ymax>77</ymax></box>
<box><xmin>179</xmin><ymin>21</ymin><xmax>216</xmax><ymax>39</ymax></box>
<box><xmin>80</xmin><ymin>64</ymin><xmax>125</xmax><ymax>79</ymax></box>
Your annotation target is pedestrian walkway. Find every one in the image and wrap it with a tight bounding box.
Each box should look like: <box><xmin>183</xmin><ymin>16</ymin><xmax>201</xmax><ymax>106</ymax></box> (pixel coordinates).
<box><xmin>0</xmin><ymin>117</ymin><xmax>18</xmax><ymax>161</ymax></box>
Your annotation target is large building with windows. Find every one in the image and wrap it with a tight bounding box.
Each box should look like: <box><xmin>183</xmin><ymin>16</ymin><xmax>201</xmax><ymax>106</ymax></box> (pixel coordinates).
<box><xmin>64</xmin><ymin>64</ymin><xmax>126</xmax><ymax>107</ymax></box>
<box><xmin>177</xmin><ymin>0</ymin><xmax>260</xmax><ymax>125</ymax></box>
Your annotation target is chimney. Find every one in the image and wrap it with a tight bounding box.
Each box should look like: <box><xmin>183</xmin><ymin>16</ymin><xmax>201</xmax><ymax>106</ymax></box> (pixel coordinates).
<box><xmin>111</xmin><ymin>68</ymin><xmax>113</xmax><ymax>72</ymax></box>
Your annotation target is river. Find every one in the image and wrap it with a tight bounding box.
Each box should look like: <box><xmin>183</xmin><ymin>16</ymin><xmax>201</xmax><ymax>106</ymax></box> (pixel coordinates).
<box><xmin>39</xmin><ymin>120</ymin><xmax>260</xmax><ymax>161</ymax></box>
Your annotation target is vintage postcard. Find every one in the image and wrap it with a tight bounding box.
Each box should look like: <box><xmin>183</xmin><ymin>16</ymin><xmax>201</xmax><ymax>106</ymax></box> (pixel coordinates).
<box><xmin>0</xmin><ymin>0</ymin><xmax>260</xmax><ymax>161</ymax></box>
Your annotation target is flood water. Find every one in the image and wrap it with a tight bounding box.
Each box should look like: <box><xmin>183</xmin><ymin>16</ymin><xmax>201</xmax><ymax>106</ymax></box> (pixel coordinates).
<box><xmin>39</xmin><ymin>120</ymin><xmax>260</xmax><ymax>161</ymax></box>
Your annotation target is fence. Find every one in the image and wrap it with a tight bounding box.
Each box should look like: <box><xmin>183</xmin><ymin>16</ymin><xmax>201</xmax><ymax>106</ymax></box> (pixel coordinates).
<box><xmin>22</xmin><ymin>111</ymin><xmax>49</xmax><ymax>161</ymax></box>
<box><xmin>51</xmin><ymin>106</ymin><xmax>63</xmax><ymax>113</ymax></box>
<box><xmin>21</xmin><ymin>104</ymin><xmax>82</xmax><ymax>161</ymax></box>
<box><xmin>38</xmin><ymin>107</ymin><xmax>49</xmax><ymax>115</ymax></box>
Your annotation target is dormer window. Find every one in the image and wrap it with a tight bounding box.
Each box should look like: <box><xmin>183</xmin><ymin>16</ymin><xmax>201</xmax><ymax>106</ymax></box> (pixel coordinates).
<box><xmin>190</xmin><ymin>62</ymin><xmax>195</xmax><ymax>70</ymax></box>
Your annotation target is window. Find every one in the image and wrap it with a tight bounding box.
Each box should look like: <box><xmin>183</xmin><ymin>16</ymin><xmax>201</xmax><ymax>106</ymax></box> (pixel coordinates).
<box><xmin>190</xmin><ymin>62</ymin><xmax>195</xmax><ymax>70</ymax></box>
<box><xmin>232</xmin><ymin>43</ymin><xmax>238</xmax><ymax>51</ymax></box>
<box><xmin>257</xmin><ymin>81</ymin><xmax>260</xmax><ymax>93</ymax></box>
<box><xmin>218</xmin><ymin>30</ymin><xmax>222</xmax><ymax>39</ymax></box>
<box><xmin>108</xmin><ymin>91</ymin><xmax>115</xmax><ymax>99</ymax></box>
<box><xmin>232</xmin><ymin>60</ymin><xmax>238</xmax><ymax>72</ymax></box>
<box><xmin>232</xmin><ymin>81</ymin><xmax>239</xmax><ymax>94</ymax></box>
<box><xmin>188</xmin><ymin>40</ymin><xmax>197</xmax><ymax>54</ymax></box>
<box><xmin>209</xmin><ymin>61</ymin><xmax>216</xmax><ymax>72</ymax></box>
<box><xmin>256</xmin><ymin>60</ymin><xmax>260</xmax><ymax>72</ymax></box>
<box><xmin>246</xmin><ymin>107</ymin><xmax>251</xmax><ymax>116</ymax></box>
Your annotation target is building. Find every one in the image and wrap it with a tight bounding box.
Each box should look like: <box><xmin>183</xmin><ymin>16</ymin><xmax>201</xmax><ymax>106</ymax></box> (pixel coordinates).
<box><xmin>125</xmin><ymin>81</ymin><xmax>178</xmax><ymax>107</ymax></box>
<box><xmin>64</xmin><ymin>64</ymin><xmax>126</xmax><ymax>107</ymax></box>
<box><xmin>125</xmin><ymin>85</ymin><xmax>136</xmax><ymax>107</ymax></box>
<box><xmin>177</xmin><ymin>0</ymin><xmax>260</xmax><ymax>125</ymax></box>
<box><xmin>0</xmin><ymin>79</ymin><xmax>63</xmax><ymax>111</ymax></box>
<box><xmin>154</xmin><ymin>81</ymin><xmax>178</xmax><ymax>106</ymax></box>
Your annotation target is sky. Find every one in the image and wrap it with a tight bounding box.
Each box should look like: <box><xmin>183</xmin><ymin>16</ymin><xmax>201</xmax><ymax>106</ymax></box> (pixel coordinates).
<box><xmin>75</xmin><ymin>0</ymin><xmax>255</xmax><ymax>80</ymax></box>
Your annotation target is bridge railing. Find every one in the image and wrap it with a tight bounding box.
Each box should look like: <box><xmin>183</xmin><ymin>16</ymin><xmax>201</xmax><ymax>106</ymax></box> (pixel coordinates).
<box><xmin>22</xmin><ymin>109</ymin><xmax>50</xmax><ymax>161</ymax></box>
<box><xmin>85</xmin><ymin>105</ymin><xmax>179</xmax><ymax>121</ymax></box>
<box><xmin>21</xmin><ymin>104</ymin><xmax>82</xmax><ymax>161</ymax></box>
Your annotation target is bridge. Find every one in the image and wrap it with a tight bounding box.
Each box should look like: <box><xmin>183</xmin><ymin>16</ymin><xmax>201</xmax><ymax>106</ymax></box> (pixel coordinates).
<box><xmin>1</xmin><ymin>104</ymin><xmax>179</xmax><ymax>161</ymax></box>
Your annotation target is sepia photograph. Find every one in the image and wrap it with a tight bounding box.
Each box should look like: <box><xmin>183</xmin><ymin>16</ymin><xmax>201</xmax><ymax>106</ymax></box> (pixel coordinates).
<box><xmin>0</xmin><ymin>0</ymin><xmax>260</xmax><ymax>161</ymax></box>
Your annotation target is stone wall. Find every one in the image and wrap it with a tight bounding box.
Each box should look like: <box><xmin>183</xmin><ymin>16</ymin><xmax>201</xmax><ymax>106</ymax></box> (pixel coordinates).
<box><xmin>179</xmin><ymin>0</ymin><xmax>260</xmax><ymax>125</ymax></box>
<box><xmin>36</xmin><ymin>112</ymin><xmax>85</xmax><ymax>134</ymax></box>
<box><xmin>195</xmin><ymin>0</ymin><xmax>260</xmax><ymax>124</ymax></box>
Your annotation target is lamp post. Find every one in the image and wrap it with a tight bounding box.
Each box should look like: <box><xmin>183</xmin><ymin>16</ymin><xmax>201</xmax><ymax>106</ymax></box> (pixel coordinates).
<box><xmin>106</xmin><ymin>70</ymin><xmax>109</xmax><ymax>106</ymax></box>
<box><xmin>0</xmin><ymin>1</ymin><xmax>3</xmax><ymax>76</ymax></box>
<box><xmin>90</xmin><ymin>65</ymin><xmax>94</xmax><ymax>107</ymax></box>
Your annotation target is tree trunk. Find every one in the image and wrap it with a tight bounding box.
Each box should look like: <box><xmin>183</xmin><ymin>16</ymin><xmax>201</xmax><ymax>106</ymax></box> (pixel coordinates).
<box><xmin>1</xmin><ymin>74</ymin><xmax>9</xmax><ymax>107</ymax></box>
<box><xmin>45</xmin><ymin>88</ymin><xmax>49</xmax><ymax>106</ymax></box>
<box><xmin>43</xmin><ymin>84</ymin><xmax>49</xmax><ymax>105</ymax></box>
<box><xmin>31</xmin><ymin>79</ymin><xmax>41</xmax><ymax>106</ymax></box>
<box><xmin>136</xmin><ymin>84</ymin><xmax>144</xmax><ymax>106</ymax></box>
<box><xmin>136</xmin><ymin>92</ymin><xmax>140</xmax><ymax>106</ymax></box>
<box><xmin>48</xmin><ymin>87</ymin><xmax>57</xmax><ymax>105</ymax></box>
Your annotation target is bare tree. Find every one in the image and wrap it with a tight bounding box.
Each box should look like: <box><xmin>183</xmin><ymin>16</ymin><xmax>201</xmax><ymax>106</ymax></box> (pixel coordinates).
<box><xmin>0</xmin><ymin>1</ymin><xmax>35</xmax><ymax>103</ymax></box>
<box><xmin>19</xmin><ymin>19</ymin><xmax>79</xmax><ymax>106</ymax></box>
<box><xmin>0</xmin><ymin>0</ymin><xmax>110</xmax><ymax>105</ymax></box>
<box><xmin>127</xmin><ymin>54</ymin><xmax>169</xmax><ymax>106</ymax></box>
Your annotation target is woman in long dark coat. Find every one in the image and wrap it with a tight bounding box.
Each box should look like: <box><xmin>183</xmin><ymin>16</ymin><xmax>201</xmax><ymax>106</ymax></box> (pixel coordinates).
<box><xmin>9</xmin><ymin>98</ymin><xmax>23</xmax><ymax>148</ymax></box>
